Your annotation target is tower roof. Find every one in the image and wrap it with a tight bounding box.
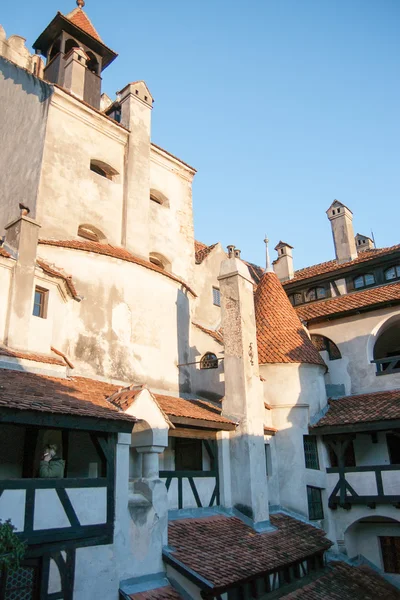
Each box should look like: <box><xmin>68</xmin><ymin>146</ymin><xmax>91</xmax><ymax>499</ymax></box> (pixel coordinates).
<box><xmin>65</xmin><ymin>6</ymin><xmax>103</xmax><ymax>43</ymax></box>
<box><xmin>254</xmin><ymin>271</ymin><xmax>325</xmax><ymax>366</ymax></box>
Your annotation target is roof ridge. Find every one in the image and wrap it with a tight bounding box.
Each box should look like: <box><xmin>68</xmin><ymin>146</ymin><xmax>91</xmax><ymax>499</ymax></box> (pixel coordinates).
<box><xmin>64</xmin><ymin>6</ymin><xmax>103</xmax><ymax>42</ymax></box>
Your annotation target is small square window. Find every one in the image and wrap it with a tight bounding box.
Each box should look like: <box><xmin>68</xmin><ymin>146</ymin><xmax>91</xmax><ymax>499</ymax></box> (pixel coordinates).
<box><xmin>32</xmin><ymin>287</ymin><xmax>48</xmax><ymax>319</ymax></box>
<box><xmin>212</xmin><ymin>287</ymin><xmax>221</xmax><ymax>307</ymax></box>
<box><xmin>307</xmin><ymin>486</ymin><xmax>324</xmax><ymax>520</ymax></box>
<box><xmin>303</xmin><ymin>436</ymin><xmax>320</xmax><ymax>470</ymax></box>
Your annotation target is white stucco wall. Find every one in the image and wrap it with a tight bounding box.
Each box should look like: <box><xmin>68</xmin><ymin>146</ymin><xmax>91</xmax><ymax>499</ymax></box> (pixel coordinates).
<box><xmin>193</xmin><ymin>243</ymin><xmax>225</xmax><ymax>328</ymax></box>
<box><xmin>0</xmin><ymin>259</ymin><xmax>12</xmax><ymax>344</ymax></box>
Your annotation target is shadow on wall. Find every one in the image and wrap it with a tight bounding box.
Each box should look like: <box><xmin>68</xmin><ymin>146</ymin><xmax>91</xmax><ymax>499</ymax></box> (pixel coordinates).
<box><xmin>177</xmin><ymin>288</ymin><xmax>190</xmax><ymax>394</ymax></box>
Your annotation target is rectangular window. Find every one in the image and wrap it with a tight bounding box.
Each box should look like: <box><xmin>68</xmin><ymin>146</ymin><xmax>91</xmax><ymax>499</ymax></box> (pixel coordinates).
<box><xmin>307</xmin><ymin>486</ymin><xmax>324</xmax><ymax>520</ymax></box>
<box><xmin>32</xmin><ymin>287</ymin><xmax>48</xmax><ymax>318</ymax></box>
<box><xmin>175</xmin><ymin>438</ymin><xmax>203</xmax><ymax>471</ymax></box>
<box><xmin>303</xmin><ymin>435</ymin><xmax>320</xmax><ymax>470</ymax></box>
<box><xmin>212</xmin><ymin>287</ymin><xmax>221</xmax><ymax>307</ymax></box>
<box><xmin>380</xmin><ymin>536</ymin><xmax>400</xmax><ymax>573</ymax></box>
<box><xmin>387</xmin><ymin>433</ymin><xmax>400</xmax><ymax>465</ymax></box>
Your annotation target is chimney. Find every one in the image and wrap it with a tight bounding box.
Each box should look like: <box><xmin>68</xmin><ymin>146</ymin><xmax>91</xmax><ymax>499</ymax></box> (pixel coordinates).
<box><xmin>273</xmin><ymin>241</ymin><xmax>294</xmax><ymax>281</ymax></box>
<box><xmin>326</xmin><ymin>200</ymin><xmax>357</xmax><ymax>263</ymax></box>
<box><xmin>217</xmin><ymin>250</ymin><xmax>270</xmax><ymax>529</ymax></box>
<box><xmin>63</xmin><ymin>46</ymin><xmax>88</xmax><ymax>100</ymax></box>
<box><xmin>119</xmin><ymin>81</ymin><xmax>153</xmax><ymax>260</ymax></box>
<box><xmin>355</xmin><ymin>233</ymin><xmax>375</xmax><ymax>253</ymax></box>
<box><xmin>4</xmin><ymin>208</ymin><xmax>41</xmax><ymax>350</ymax></box>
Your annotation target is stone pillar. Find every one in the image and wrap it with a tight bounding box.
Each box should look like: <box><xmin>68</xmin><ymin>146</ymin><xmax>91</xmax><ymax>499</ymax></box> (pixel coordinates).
<box><xmin>136</xmin><ymin>445</ymin><xmax>164</xmax><ymax>480</ymax></box>
<box><xmin>63</xmin><ymin>47</ymin><xmax>88</xmax><ymax>100</ymax></box>
<box><xmin>327</xmin><ymin>201</ymin><xmax>357</xmax><ymax>264</ymax></box>
<box><xmin>4</xmin><ymin>212</ymin><xmax>41</xmax><ymax>350</ymax></box>
<box><xmin>119</xmin><ymin>81</ymin><xmax>153</xmax><ymax>260</ymax></box>
<box><xmin>218</xmin><ymin>253</ymin><xmax>270</xmax><ymax>528</ymax></box>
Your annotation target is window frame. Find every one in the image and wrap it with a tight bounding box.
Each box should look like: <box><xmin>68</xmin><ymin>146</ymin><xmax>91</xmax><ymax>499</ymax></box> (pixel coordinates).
<box><xmin>305</xmin><ymin>287</ymin><xmax>327</xmax><ymax>303</ymax></box>
<box><xmin>288</xmin><ymin>292</ymin><xmax>303</xmax><ymax>306</ymax></box>
<box><xmin>303</xmin><ymin>435</ymin><xmax>320</xmax><ymax>470</ymax></box>
<box><xmin>200</xmin><ymin>352</ymin><xmax>219</xmax><ymax>370</ymax></box>
<box><xmin>174</xmin><ymin>438</ymin><xmax>203</xmax><ymax>471</ymax></box>
<box><xmin>307</xmin><ymin>486</ymin><xmax>324</xmax><ymax>521</ymax></box>
<box><xmin>32</xmin><ymin>286</ymin><xmax>48</xmax><ymax>319</ymax></box>
<box><xmin>353</xmin><ymin>273</ymin><xmax>375</xmax><ymax>290</ymax></box>
<box><xmin>384</xmin><ymin>265</ymin><xmax>400</xmax><ymax>282</ymax></box>
<box><xmin>212</xmin><ymin>287</ymin><xmax>221</xmax><ymax>307</ymax></box>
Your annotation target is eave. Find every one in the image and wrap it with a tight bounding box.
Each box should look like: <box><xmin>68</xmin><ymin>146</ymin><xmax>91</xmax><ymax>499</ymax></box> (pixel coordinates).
<box><xmin>311</xmin><ymin>419</ymin><xmax>400</xmax><ymax>436</ymax></box>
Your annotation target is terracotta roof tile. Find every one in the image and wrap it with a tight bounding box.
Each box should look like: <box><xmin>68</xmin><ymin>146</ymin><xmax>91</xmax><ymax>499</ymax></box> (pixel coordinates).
<box><xmin>37</xmin><ymin>259</ymin><xmax>79</xmax><ymax>299</ymax></box>
<box><xmin>281</xmin><ymin>561</ymin><xmax>400</xmax><ymax>599</ymax></box>
<box><xmin>128</xmin><ymin>586</ymin><xmax>182</xmax><ymax>600</ymax></box>
<box><xmin>194</xmin><ymin>241</ymin><xmax>217</xmax><ymax>264</ymax></box>
<box><xmin>296</xmin><ymin>282</ymin><xmax>400</xmax><ymax>322</ymax></box>
<box><xmin>0</xmin><ymin>369</ymin><xmax>136</xmax><ymax>424</ymax></box>
<box><xmin>166</xmin><ymin>513</ymin><xmax>332</xmax><ymax>591</ymax></box>
<box><xmin>65</xmin><ymin>7</ymin><xmax>103</xmax><ymax>42</ymax></box>
<box><xmin>255</xmin><ymin>272</ymin><xmax>325</xmax><ymax>366</ymax></box>
<box><xmin>39</xmin><ymin>240</ymin><xmax>196</xmax><ymax>297</ymax></box>
<box><xmin>192</xmin><ymin>322</ymin><xmax>223</xmax><ymax>345</ymax></box>
<box><xmin>0</xmin><ymin>246</ymin><xmax>11</xmax><ymax>258</ymax></box>
<box><xmin>0</xmin><ymin>346</ymin><xmax>65</xmax><ymax>366</ymax></box>
<box><xmin>110</xmin><ymin>387</ymin><xmax>234</xmax><ymax>426</ymax></box>
<box><xmin>284</xmin><ymin>244</ymin><xmax>400</xmax><ymax>285</ymax></box>
<box><xmin>312</xmin><ymin>389</ymin><xmax>400</xmax><ymax>430</ymax></box>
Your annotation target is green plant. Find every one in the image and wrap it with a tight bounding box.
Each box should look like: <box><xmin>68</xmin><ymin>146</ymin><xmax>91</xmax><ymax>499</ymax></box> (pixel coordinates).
<box><xmin>0</xmin><ymin>520</ymin><xmax>26</xmax><ymax>572</ymax></box>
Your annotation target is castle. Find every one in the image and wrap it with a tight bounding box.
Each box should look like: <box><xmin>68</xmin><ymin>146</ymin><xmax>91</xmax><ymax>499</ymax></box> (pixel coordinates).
<box><xmin>0</xmin><ymin>2</ymin><xmax>399</xmax><ymax>599</ymax></box>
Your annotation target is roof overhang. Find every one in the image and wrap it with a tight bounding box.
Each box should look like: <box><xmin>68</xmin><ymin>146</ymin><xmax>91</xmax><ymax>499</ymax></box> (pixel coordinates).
<box><xmin>168</xmin><ymin>416</ymin><xmax>236</xmax><ymax>431</ymax></box>
<box><xmin>311</xmin><ymin>419</ymin><xmax>400</xmax><ymax>436</ymax></box>
<box><xmin>33</xmin><ymin>12</ymin><xmax>118</xmax><ymax>69</ymax></box>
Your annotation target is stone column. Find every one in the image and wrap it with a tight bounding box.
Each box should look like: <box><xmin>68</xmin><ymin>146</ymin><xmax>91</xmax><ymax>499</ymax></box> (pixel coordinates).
<box><xmin>4</xmin><ymin>212</ymin><xmax>41</xmax><ymax>350</ymax></box>
<box><xmin>63</xmin><ymin>47</ymin><xmax>88</xmax><ymax>100</ymax></box>
<box><xmin>119</xmin><ymin>82</ymin><xmax>153</xmax><ymax>260</ymax></box>
<box><xmin>218</xmin><ymin>252</ymin><xmax>270</xmax><ymax>528</ymax></box>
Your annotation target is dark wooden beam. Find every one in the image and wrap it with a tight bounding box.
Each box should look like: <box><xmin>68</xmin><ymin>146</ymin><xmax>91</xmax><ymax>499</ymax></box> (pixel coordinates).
<box><xmin>169</xmin><ymin>416</ymin><xmax>235</xmax><ymax>431</ymax></box>
<box><xmin>169</xmin><ymin>428</ymin><xmax>218</xmax><ymax>439</ymax></box>
<box><xmin>314</xmin><ymin>419</ymin><xmax>400</xmax><ymax>436</ymax></box>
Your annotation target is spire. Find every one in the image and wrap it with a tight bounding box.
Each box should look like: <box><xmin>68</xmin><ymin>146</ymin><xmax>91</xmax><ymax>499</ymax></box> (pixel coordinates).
<box><xmin>254</xmin><ymin>271</ymin><xmax>325</xmax><ymax>366</ymax></box>
<box><xmin>264</xmin><ymin>235</ymin><xmax>273</xmax><ymax>273</ymax></box>
<box><xmin>76</xmin><ymin>0</ymin><xmax>85</xmax><ymax>6</ymax></box>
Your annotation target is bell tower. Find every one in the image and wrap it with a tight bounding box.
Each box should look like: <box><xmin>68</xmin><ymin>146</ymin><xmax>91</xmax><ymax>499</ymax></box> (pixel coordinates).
<box><xmin>32</xmin><ymin>0</ymin><xmax>117</xmax><ymax>108</ymax></box>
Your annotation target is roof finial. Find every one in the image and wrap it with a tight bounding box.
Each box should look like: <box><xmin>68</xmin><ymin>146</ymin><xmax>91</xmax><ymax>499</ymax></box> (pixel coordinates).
<box><xmin>264</xmin><ymin>235</ymin><xmax>273</xmax><ymax>273</ymax></box>
<box><xmin>76</xmin><ymin>0</ymin><xmax>85</xmax><ymax>8</ymax></box>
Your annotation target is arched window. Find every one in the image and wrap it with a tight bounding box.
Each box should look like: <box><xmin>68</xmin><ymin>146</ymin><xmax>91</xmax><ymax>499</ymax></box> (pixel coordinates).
<box><xmin>288</xmin><ymin>293</ymin><xmax>303</xmax><ymax>306</ymax></box>
<box><xmin>373</xmin><ymin>317</ymin><xmax>400</xmax><ymax>375</ymax></box>
<box><xmin>86</xmin><ymin>51</ymin><xmax>99</xmax><ymax>75</ymax></box>
<box><xmin>150</xmin><ymin>189</ymin><xmax>169</xmax><ymax>207</ymax></box>
<box><xmin>305</xmin><ymin>287</ymin><xmax>326</xmax><ymax>303</ymax></box>
<box><xmin>90</xmin><ymin>159</ymin><xmax>118</xmax><ymax>181</ymax></box>
<box><xmin>64</xmin><ymin>38</ymin><xmax>79</xmax><ymax>56</ymax></box>
<box><xmin>77</xmin><ymin>224</ymin><xmax>107</xmax><ymax>243</ymax></box>
<box><xmin>49</xmin><ymin>39</ymin><xmax>61</xmax><ymax>62</ymax></box>
<box><xmin>200</xmin><ymin>352</ymin><xmax>218</xmax><ymax>369</ymax></box>
<box><xmin>385</xmin><ymin>265</ymin><xmax>400</xmax><ymax>282</ymax></box>
<box><xmin>149</xmin><ymin>252</ymin><xmax>171</xmax><ymax>272</ymax></box>
<box><xmin>354</xmin><ymin>273</ymin><xmax>375</xmax><ymax>289</ymax></box>
<box><xmin>310</xmin><ymin>335</ymin><xmax>341</xmax><ymax>361</ymax></box>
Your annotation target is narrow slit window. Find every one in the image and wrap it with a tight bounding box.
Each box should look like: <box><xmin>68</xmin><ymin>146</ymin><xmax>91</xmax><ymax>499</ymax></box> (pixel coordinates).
<box><xmin>213</xmin><ymin>287</ymin><xmax>221</xmax><ymax>306</ymax></box>
<box><xmin>33</xmin><ymin>287</ymin><xmax>48</xmax><ymax>319</ymax></box>
<box><xmin>307</xmin><ymin>486</ymin><xmax>324</xmax><ymax>520</ymax></box>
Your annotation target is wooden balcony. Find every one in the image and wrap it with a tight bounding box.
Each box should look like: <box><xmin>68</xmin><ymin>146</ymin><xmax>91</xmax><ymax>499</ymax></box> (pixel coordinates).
<box><xmin>327</xmin><ymin>464</ymin><xmax>400</xmax><ymax>509</ymax></box>
<box><xmin>372</xmin><ymin>354</ymin><xmax>400</xmax><ymax>376</ymax></box>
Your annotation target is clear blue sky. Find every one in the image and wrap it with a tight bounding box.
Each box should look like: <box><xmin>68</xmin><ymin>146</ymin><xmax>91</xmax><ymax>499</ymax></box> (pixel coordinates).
<box><xmin>2</xmin><ymin>0</ymin><xmax>399</xmax><ymax>270</ymax></box>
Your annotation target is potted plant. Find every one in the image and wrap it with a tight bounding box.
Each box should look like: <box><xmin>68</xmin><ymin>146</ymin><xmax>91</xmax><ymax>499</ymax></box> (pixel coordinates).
<box><xmin>0</xmin><ymin>519</ymin><xmax>26</xmax><ymax>575</ymax></box>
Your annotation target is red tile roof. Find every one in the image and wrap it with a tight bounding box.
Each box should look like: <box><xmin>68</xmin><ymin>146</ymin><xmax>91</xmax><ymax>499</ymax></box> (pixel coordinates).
<box><xmin>194</xmin><ymin>241</ymin><xmax>217</xmax><ymax>264</ymax></box>
<box><xmin>0</xmin><ymin>369</ymin><xmax>136</xmax><ymax>424</ymax></box>
<box><xmin>166</xmin><ymin>513</ymin><xmax>332</xmax><ymax>592</ymax></box>
<box><xmin>281</xmin><ymin>561</ymin><xmax>400</xmax><ymax>599</ymax></box>
<box><xmin>0</xmin><ymin>346</ymin><xmax>65</xmax><ymax>366</ymax></box>
<box><xmin>37</xmin><ymin>259</ymin><xmax>79</xmax><ymax>299</ymax></box>
<box><xmin>0</xmin><ymin>246</ymin><xmax>11</xmax><ymax>258</ymax></box>
<box><xmin>65</xmin><ymin>7</ymin><xmax>103</xmax><ymax>42</ymax></box>
<box><xmin>312</xmin><ymin>389</ymin><xmax>400</xmax><ymax>430</ymax></box>
<box><xmin>39</xmin><ymin>240</ymin><xmax>196</xmax><ymax>297</ymax></box>
<box><xmin>109</xmin><ymin>387</ymin><xmax>235</xmax><ymax>426</ymax></box>
<box><xmin>192</xmin><ymin>322</ymin><xmax>223</xmax><ymax>345</ymax></box>
<box><xmin>296</xmin><ymin>282</ymin><xmax>400</xmax><ymax>322</ymax></box>
<box><xmin>284</xmin><ymin>244</ymin><xmax>400</xmax><ymax>285</ymax></box>
<box><xmin>128</xmin><ymin>587</ymin><xmax>182</xmax><ymax>600</ymax></box>
<box><xmin>255</xmin><ymin>272</ymin><xmax>325</xmax><ymax>366</ymax></box>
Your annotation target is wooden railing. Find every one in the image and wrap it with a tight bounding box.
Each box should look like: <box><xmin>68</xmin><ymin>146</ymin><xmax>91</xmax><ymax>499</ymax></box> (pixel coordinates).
<box><xmin>327</xmin><ymin>464</ymin><xmax>400</xmax><ymax>509</ymax></box>
<box><xmin>372</xmin><ymin>355</ymin><xmax>400</xmax><ymax>376</ymax></box>
<box><xmin>160</xmin><ymin>470</ymin><xmax>219</xmax><ymax>510</ymax></box>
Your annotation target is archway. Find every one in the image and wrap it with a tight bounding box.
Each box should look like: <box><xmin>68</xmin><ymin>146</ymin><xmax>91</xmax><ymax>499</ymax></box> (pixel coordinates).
<box><xmin>372</xmin><ymin>315</ymin><xmax>400</xmax><ymax>374</ymax></box>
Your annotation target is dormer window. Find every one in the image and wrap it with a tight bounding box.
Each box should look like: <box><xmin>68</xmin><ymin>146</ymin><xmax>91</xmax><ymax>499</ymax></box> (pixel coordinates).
<box><xmin>385</xmin><ymin>266</ymin><xmax>400</xmax><ymax>282</ymax></box>
<box><xmin>305</xmin><ymin>287</ymin><xmax>326</xmax><ymax>302</ymax></box>
<box><xmin>354</xmin><ymin>273</ymin><xmax>375</xmax><ymax>289</ymax></box>
<box><xmin>288</xmin><ymin>293</ymin><xmax>303</xmax><ymax>306</ymax></box>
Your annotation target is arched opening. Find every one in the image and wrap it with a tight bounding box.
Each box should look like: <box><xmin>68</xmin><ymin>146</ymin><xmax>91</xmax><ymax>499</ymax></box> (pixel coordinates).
<box><xmin>149</xmin><ymin>252</ymin><xmax>171</xmax><ymax>272</ymax></box>
<box><xmin>86</xmin><ymin>51</ymin><xmax>99</xmax><ymax>75</ymax></box>
<box><xmin>344</xmin><ymin>515</ymin><xmax>400</xmax><ymax>573</ymax></box>
<box><xmin>150</xmin><ymin>189</ymin><xmax>169</xmax><ymax>207</ymax></box>
<box><xmin>90</xmin><ymin>159</ymin><xmax>118</xmax><ymax>181</ymax></box>
<box><xmin>64</xmin><ymin>38</ymin><xmax>79</xmax><ymax>57</ymax></box>
<box><xmin>200</xmin><ymin>352</ymin><xmax>218</xmax><ymax>370</ymax></box>
<box><xmin>310</xmin><ymin>334</ymin><xmax>341</xmax><ymax>361</ymax></box>
<box><xmin>48</xmin><ymin>38</ymin><xmax>61</xmax><ymax>62</ymax></box>
<box><xmin>77</xmin><ymin>224</ymin><xmax>107</xmax><ymax>243</ymax></box>
<box><xmin>373</xmin><ymin>316</ymin><xmax>400</xmax><ymax>374</ymax></box>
